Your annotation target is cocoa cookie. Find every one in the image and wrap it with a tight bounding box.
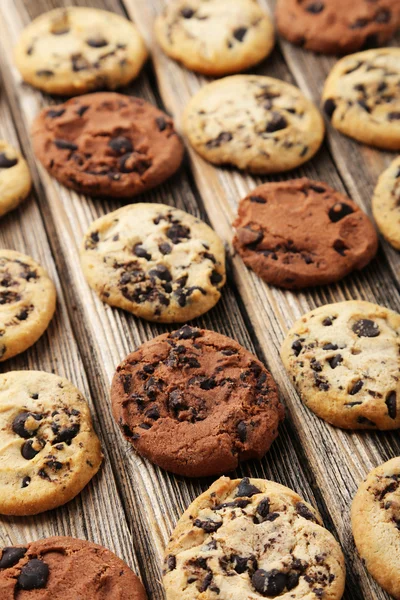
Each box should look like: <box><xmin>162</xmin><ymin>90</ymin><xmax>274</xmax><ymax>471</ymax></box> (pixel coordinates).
<box><xmin>163</xmin><ymin>476</ymin><xmax>346</xmax><ymax>600</ymax></box>
<box><xmin>281</xmin><ymin>301</ymin><xmax>400</xmax><ymax>430</ymax></box>
<box><xmin>80</xmin><ymin>204</ymin><xmax>226</xmax><ymax>323</ymax></box>
<box><xmin>111</xmin><ymin>326</ymin><xmax>284</xmax><ymax>477</ymax></box>
<box><xmin>0</xmin><ymin>250</ymin><xmax>56</xmax><ymax>362</ymax></box>
<box><xmin>31</xmin><ymin>92</ymin><xmax>184</xmax><ymax>198</ymax></box>
<box><xmin>14</xmin><ymin>7</ymin><xmax>148</xmax><ymax>96</ymax></box>
<box><xmin>372</xmin><ymin>156</ymin><xmax>400</xmax><ymax>250</ymax></box>
<box><xmin>233</xmin><ymin>178</ymin><xmax>378</xmax><ymax>289</ymax></box>
<box><xmin>183</xmin><ymin>75</ymin><xmax>324</xmax><ymax>174</ymax></box>
<box><xmin>276</xmin><ymin>0</ymin><xmax>400</xmax><ymax>55</ymax></box>
<box><xmin>322</xmin><ymin>48</ymin><xmax>400</xmax><ymax>150</ymax></box>
<box><xmin>155</xmin><ymin>0</ymin><xmax>274</xmax><ymax>76</ymax></box>
<box><xmin>0</xmin><ymin>371</ymin><xmax>102</xmax><ymax>516</ymax></box>
<box><xmin>0</xmin><ymin>140</ymin><xmax>31</xmax><ymax>218</ymax></box>
<box><xmin>0</xmin><ymin>536</ymin><xmax>147</xmax><ymax>599</ymax></box>
<box><xmin>351</xmin><ymin>457</ymin><xmax>400</xmax><ymax>599</ymax></box>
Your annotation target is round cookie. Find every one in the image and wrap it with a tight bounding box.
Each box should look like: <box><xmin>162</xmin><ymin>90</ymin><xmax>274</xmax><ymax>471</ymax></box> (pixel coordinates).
<box><xmin>0</xmin><ymin>536</ymin><xmax>147</xmax><ymax>599</ymax></box>
<box><xmin>32</xmin><ymin>92</ymin><xmax>184</xmax><ymax>198</ymax></box>
<box><xmin>281</xmin><ymin>301</ymin><xmax>400</xmax><ymax>430</ymax></box>
<box><xmin>351</xmin><ymin>457</ymin><xmax>400</xmax><ymax>599</ymax></box>
<box><xmin>111</xmin><ymin>326</ymin><xmax>284</xmax><ymax>477</ymax></box>
<box><xmin>14</xmin><ymin>7</ymin><xmax>148</xmax><ymax>96</ymax></box>
<box><xmin>0</xmin><ymin>371</ymin><xmax>102</xmax><ymax>516</ymax></box>
<box><xmin>155</xmin><ymin>0</ymin><xmax>274</xmax><ymax>76</ymax></box>
<box><xmin>276</xmin><ymin>0</ymin><xmax>400</xmax><ymax>55</ymax></box>
<box><xmin>233</xmin><ymin>178</ymin><xmax>378</xmax><ymax>289</ymax></box>
<box><xmin>322</xmin><ymin>48</ymin><xmax>400</xmax><ymax>150</ymax></box>
<box><xmin>183</xmin><ymin>75</ymin><xmax>324</xmax><ymax>173</ymax></box>
<box><xmin>80</xmin><ymin>204</ymin><xmax>226</xmax><ymax>323</ymax></box>
<box><xmin>0</xmin><ymin>250</ymin><xmax>56</xmax><ymax>362</ymax></box>
<box><xmin>0</xmin><ymin>141</ymin><xmax>31</xmax><ymax>218</ymax></box>
<box><xmin>163</xmin><ymin>476</ymin><xmax>346</xmax><ymax>599</ymax></box>
<box><xmin>372</xmin><ymin>156</ymin><xmax>400</xmax><ymax>250</ymax></box>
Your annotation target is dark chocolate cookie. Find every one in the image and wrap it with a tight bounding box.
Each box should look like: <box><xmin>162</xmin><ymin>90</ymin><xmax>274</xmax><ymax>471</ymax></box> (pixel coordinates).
<box><xmin>276</xmin><ymin>0</ymin><xmax>400</xmax><ymax>55</ymax></box>
<box><xmin>111</xmin><ymin>326</ymin><xmax>284</xmax><ymax>477</ymax></box>
<box><xmin>233</xmin><ymin>178</ymin><xmax>378</xmax><ymax>289</ymax></box>
<box><xmin>31</xmin><ymin>92</ymin><xmax>184</xmax><ymax>197</ymax></box>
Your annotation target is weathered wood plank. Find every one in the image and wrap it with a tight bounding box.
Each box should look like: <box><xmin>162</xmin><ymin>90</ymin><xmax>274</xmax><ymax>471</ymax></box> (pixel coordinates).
<box><xmin>123</xmin><ymin>1</ymin><xmax>400</xmax><ymax>598</ymax></box>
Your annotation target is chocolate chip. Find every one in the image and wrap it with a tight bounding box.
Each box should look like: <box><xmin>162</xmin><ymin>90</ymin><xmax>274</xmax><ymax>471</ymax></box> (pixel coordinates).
<box><xmin>156</xmin><ymin>117</ymin><xmax>168</xmax><ymax>131</ymax></box>
<box><xmin>249</xmin><ymin>196</ymin><xmax>267</xmax><ymax>204</ymax></box>
<box><xmin>292</xmin><ymin>340</ymin><xmax>303</xmax><ymax>356</ymax></box>
<box><xmin>71</xmin><ymin>54</ymin><xmax>90</xmax><ymax>72</ymax></box>
<box><xmin>296</xmin><ymin>502</ymin><xmax>317</xmax><ymax>522</ymax></box>
<box><xmin>54</xmin><ymin>139</ymin><xmax>78</xmax><ymax>151</ymax></box>
<box><xmin>206</xmin><ymin>132</ymin><xmax>233</xmax><ymax>149</ymax></box>
<box><xmin>252</xmin><ymin>569</ymin><xmax>287</xmax><ymax>596</ymax></box>
<box><xmin>322</xmin><ymin>317</ymin><xmax>335</xmax><ymax>326</ymax></box>
<box><xmin>12</xmin><ymin>413</ymin><xmax>41</xmax><ymax>439</ymax></box>
<box><xmin>159</xmin><ymin>242</ymin><xmax>172</xmax><ymax>255</ymax></box>
<box><xmin>265</xmin><ymin>113</ymin><xmax>288</xmax><ymax>133</ymax></box>
<box><xmin>309</xmin><ymin>184</ymin><xmax>326</xmax><ymax>193</ymax></box>
<box><xmin>52</xmin><ymin>423</ymin><xmax>80</xmax><ymax>444</ymax></box>
<box><xmin>0</xmin><ymin>547</ymin><xmax>27</xmax><ymax>569</ymax></box>
<box><xmin>52</xmin><ymin>28</ymin><xmax>69</xmax><ymax>35</ymax></box>
<box><xmin>232</xmin><ymin>554</ymin><xmax>254</xmax><ymax>574</ymax></box>
<box><xmin>193</xmin><ymin>518</ymin><xmax>222</xmax><ymax>532</ymax></box>
<box><xmin>306</xmin><ymin>2</ymin><xmax>324</xmax><ymax>13</ymax></box>
<box><xmin>375</xmin><ymin>8</ymin><xmax>391</xmax><ymax>23</ymax></box>
<box><xmin>323</xmin><ymin>99</ymin><xmax>336</xmax><ymax>119</ymax></box>
<box><xmin>108</xmin><ymin>136</ymin><xmax>133</xmax><ymax>154</ymax></box>
<box><xmin>236</xmin><ymin>478</ymin><xmax>261</xmax><ymax>498</ymax></box>
<box><xmin>76</xmin><ymin>105</ymin><xmax>89</xmax><ymax>117</ymax></box>
<box><xmin>171</xmin><ymin>325</ymin><xmax>201</xmax><ymax>340</ymax></box>
<box><xmin>351</xmin><ymin>18</ymin><xmax>368</xmax><ymax>29</ymax></box>
<box><xmin>86</xmin><ymin>36</ymin><xmax>108</xmax><ymax>48</ymax></box>
<box><xmin>237</xmin><ymin>421</ymin><xmax>247</xmax><ymax>442</ymax></box>
<box><xmin>21</xmin><ymin>476</ymin><xmax>31</xmax><ymax>488</ymax></box>
<box><xmin>149</xmin><ymin>265</ymin><xmax>172</xmax><ymax>282</ymax></box>
<box><xmin>388</xmin><ymin>112</ymin><xmax>400</xmax><ymax>121</ymax></box>
<box><xmin>210</xmin><ymin>270</ymin><xmax>223</xmax><ymax>285</ymax></box>
<box><xmin>287</xmin><ymin>572</ymin><xmax>300</xmax><ymax>590</ymax></box>
<box><xmin>349</xmin><ymin>380</ymin><xmax>364</xmax><ymax>395</ymax></box>
<box><xmin>352</xmin><ymin>319</ymin><xmax>380</xmax><ymax>338</ymax></box>
<box><xmin>328</xmin><ymin>202</ymin><xmax>354</xmax><ymax>223</ymax></box>
<box><xmin>21</xmin><ymin>440</ymin><xmax>41</xmax><ymax>460</ymax></box>
<box><xmin>133</xmin><ymin>244</ymin><xmax>151</xmax><ymax>261</ymax></box>
<box><xmin>36</xmin><ymin>70</ymin><xmax>54</xmax><ymax>77</ymax></box>
<box><xmin>0</xmin><ymin>153</ymin><xmax>18</xmax><ymax>169</ymax></box>
<box><xmin>256</xmin><ymin>498</ymin><xmax>270</xmax><ymax>519</ymax></box>
<box><xmin>333</xmin><ymin>239</ymin><xmax>348</xmax><ymax>256</ymax></box>
<box><xmin>167</xmin><ymin>223</ymin><xmax>191</xmax><ymax>244</ymax></box>
<box><xmin>145</xmin><ymin>406</ymin><xmax>160</xmax><ymax>420</ymax></box>
<box><xmin>17</xmin><ymin>559</ymin><xmax>49</xmax><ymax>590</ymax></box>
<box><xmin>233</xmin><ymin>27</ymin><xmax>247</xmax><ymax>42</ymax></box>
<box><xmin>166</xmin><ymin>555</ymin><xmax>176</xmax><ymax>571</ymax></box>
<box><xmin>386</xmin><ymin>391</ymin><xmax>397</xmax><ymax>419</ymax></box>
<box><xmin>181</xmin><ymin>7</ymin><xmax>195</xmax><ymax>18</ymax></box>
<box><xmin>328</xmin><ymin>354</ymin><xmax>343</xmax><ymax>369</ymax></box>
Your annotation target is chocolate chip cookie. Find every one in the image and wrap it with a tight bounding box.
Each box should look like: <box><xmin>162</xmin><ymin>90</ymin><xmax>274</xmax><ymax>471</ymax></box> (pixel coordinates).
<box><xmin>276</xmin><ymin>0</ymin><xmax>400</xmax><ymax>55</ymax></box>
<box><xmin>372</xmin><ymin>156</ymin><xmax>400</xmax><ymax>250</ymax></box>
<box><xmin>0</xmin><ymin>536</ymin><xmax>147</xmax><ymax>599</ymax></box>
<box><xmin>0</xmin><ymin>371</ymin><xmax>102</xmax><ymax>516</ymax></box>
<box><xmin>155</xmin><ymin>0</ymin><xmax>274</xmax><ymax>76</ymax></box>
<box><xmin>183</xmin><ymin>75</ymin><xmax>324</xmax><ymax>173</ymax></box>
<box><xmin>352</xmin><ymin>457</ymin><xmax>400</xmax><ymax>599</ymax></box>
<box><xmin>0</xmin><ymin>141</ymin><xmax>31</xmax><ymax>218</ymax></box>
<box><xmin>163</xmin><ymin>476</ymin><xmax>346</xmax><ymax>599</ymax></box>
<box><xmin>322</xmin><ymin>48</ymin><xmax>400</xmax><ymax>150</ymax></box>
<box><xmin>281</xmin><ymin>301</ymin><xmax>400</xmax><ymax>430</ymax></box>
<box><xmin>233</xmin><ymin>178</ymin><xmax>378</xmax><ymax>289</ymax></box>
<box><xmin>14</xmin><ymin>7</ymin><xmax>148</xmax><ymax>96</ymax></box>
<box><xmin>32</xmin><ymin>92</ymin><xmax>184</xmax><ymax>198</ymax></box>
<box><xmin>81</xmin><ymin>204</ymin><xmax>226</xmax><ymax>323</ymax></box>
<box><xmin>0</xmin><ymin>250</ymin><xmax>56</xmax><ymax>362</ymax></box>
<box><xmin>111</xmin><ymin>327</ymin><xmax>284</xmax><ymax>477</ymax></box>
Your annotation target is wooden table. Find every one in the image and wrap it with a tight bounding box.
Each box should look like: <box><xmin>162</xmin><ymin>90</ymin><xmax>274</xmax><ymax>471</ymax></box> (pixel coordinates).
<box><xmin>0</xmin><ymin>1</ymin><xmax>399</xmax><ymax>598</ymax></box>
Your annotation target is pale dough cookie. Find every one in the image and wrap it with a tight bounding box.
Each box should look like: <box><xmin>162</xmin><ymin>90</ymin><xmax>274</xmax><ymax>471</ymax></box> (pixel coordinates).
<box><xmin>80</xmin><ymin>204</ymin><xmax>226</xmax><ymax>323</ymax></box>
<box><xmin>0</xmin><ymin>141</ymin><xmax>31</xmax><ymax>218</ymax></box>
<box><xmin>183</xmin><ymin>75</ymin><xmax>324</xmax><ymax>173</ymax></box>
<box><xmin>281</xmin><ymin>301</ymin><xmax>400</xmax><ymax>430</ymax></box>
<box><xmin>322</xmin><ymin>48</ymin><xmax>400</xmax><ymax>150</ymax></box>
<box><xmin>372</xmin><ymin>156</ymin><xmax>400</xmax><ymax>250</ymax></box>
<box><xmin>155</xmin><ymin>0</ymin><xmax>274</xmax><ymax>76</ymax></box>
<box><xmin>0</xmin><ymin>371</ymin><xmax>102</xmax><ymax>516</ymax></box>
<box><xmin>352</xmin><ymin>457</ymin><xmax>400</xmax><ymax>599</ymax></box>
<box><xmin>163</xmin><ymin>476</ymin><xmax>346</xmax><ymax>600</ymax></box>
<box><xmin>14</xmin><ymin>7</ymin><xmax>148</xmax><ymax>96</ymax></box>
<box><xmin>0</xmin><ymin>250</ymin><xmax>56</xmax><ymax>362</ymax></box>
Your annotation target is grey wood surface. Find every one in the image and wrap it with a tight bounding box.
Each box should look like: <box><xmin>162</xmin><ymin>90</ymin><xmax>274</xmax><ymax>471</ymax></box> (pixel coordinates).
<box><xmin>0</xmin><ymin>1</ymin><xmax>399</xmax><ymax>598</ymax></box>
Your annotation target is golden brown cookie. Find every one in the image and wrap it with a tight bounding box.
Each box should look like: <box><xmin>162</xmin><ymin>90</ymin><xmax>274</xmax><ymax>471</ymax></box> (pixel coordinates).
<box><xmin>0</xmin><ymin>141</ymin><xmax>31</xmax><ymax>218</ymax></box>
<box><xmin>372</xmin><ymin>156</ymin><xmax>400</xmax><ymax>250</ymax></box>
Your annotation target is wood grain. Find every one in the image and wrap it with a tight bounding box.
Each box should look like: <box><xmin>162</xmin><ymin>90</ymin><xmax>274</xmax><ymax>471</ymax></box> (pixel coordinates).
<box><xmin>0</xmin><ymin>0</ymin><xmax>398</xmax><ymax>598</ymax></box>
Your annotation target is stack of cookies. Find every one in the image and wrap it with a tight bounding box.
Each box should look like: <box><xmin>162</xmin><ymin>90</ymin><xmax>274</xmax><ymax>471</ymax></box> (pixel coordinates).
<box><xmin>0</xmin><ymin>1</ymin><xmax>399</xmax><ymax>599</ymax></box>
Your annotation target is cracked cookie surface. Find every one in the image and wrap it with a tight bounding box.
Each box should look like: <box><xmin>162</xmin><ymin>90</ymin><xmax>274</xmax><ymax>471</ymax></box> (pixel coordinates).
<box><xmin>183</xmin><ymin>75</ymin><xmax>324</xmax><ymax>173</ymax></box>
<box><xmin>0</xmin><ymin>371</ymin><xmax>102</xmax><ymax>516</ymax></box>
<box><xmin>111</xmin><ymin>327</ymin><xmax>284</xmax><ymax>476</ymax></box>
<box><xmin>0</xmin><ymin>536</ymin><xmax>147</xmax><ymax>599</ymax></box>
<box><xmin>322</xmin><ymin>48</ymin><xmax>400</xmax><ymax>150</ymax></box>
<box><xmin>281</xmin><ymin>301</ymin><xmax>400</xmax><ymax>430</ymax></box>
<box><xmin>276</xmin><ymin>0</ymin><xmax>400</xmax><ymax>55</ymax></box>
<box><xmin>155</xmin><ymin>0</ymin><xmax>274</xmax><ymax>76</ymax></box>
<box><xmin>372</xmin><ymin>156</ymin><xmax>400</xmax><ymax>250</ymax></box>
<box><xmin>14</xmin><ymin>7</ymin><xmax>148</xmax><ymax>96</ymax></box>
<box><xmin>163</xmin><ymin>476</ymin><xmax>345</xmax><ymax>599</ymax></box>
<box><xmin>32</xmin><ymin>92</ymin><xmax>184</xmax><ymax>198</ymax></box>
<box><xmin>352</xmin><ymin>457</ymin><xmax>400</xmax><ymax>599</ymax></box>
<box><xmin>0</xmin><ymin>250</ymin><xmax>56</xmax><ymax>362</ymax></box>
<box><xmin>233</xmin><ymin>178</ymin><xmax>378</xmax><ymax>289</ymax></box>
<box><xmin>0</xmin><ymin>141</ymin><xmax>31</xmax><ymax>219</ymax></box>
<box><xmin>81</xmin><ymin>204</ymin><xmax>226</xmax><ymax>323</ymax></box>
